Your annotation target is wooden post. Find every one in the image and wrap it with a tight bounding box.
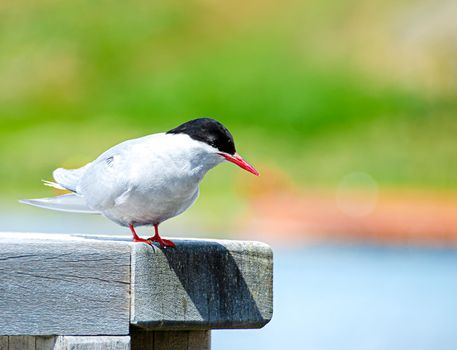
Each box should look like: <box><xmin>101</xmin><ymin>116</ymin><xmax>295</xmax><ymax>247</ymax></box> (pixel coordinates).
<box><xmin>0</xmin><ymin>233</ymin><xmax>273</xmax><ymax>349</ymax></box>
<box><xmin>130</xmin><ymin>329</ymin><xmax>210</xmax><ymax>350</ymax></box>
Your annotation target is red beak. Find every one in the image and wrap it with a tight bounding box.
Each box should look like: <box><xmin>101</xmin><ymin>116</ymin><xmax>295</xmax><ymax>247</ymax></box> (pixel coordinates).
<box><xmin>219</xmin><ymin>152</ymin><xmax>259</xmax><ymax>176</ymax></box>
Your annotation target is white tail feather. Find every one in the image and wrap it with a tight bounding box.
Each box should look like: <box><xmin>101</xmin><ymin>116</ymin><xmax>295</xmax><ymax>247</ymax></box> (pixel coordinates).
<box><xmin>19</xmin><ymin>194</ymin><xmax>99</xmax><ymax>214</ymax></box>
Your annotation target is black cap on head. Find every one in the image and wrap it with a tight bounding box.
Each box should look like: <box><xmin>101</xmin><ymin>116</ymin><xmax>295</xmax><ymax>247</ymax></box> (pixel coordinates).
<box><xmin>167</xmin><ymin>118</ymin><xmax>236</xmax><ymax>155</ymax></box>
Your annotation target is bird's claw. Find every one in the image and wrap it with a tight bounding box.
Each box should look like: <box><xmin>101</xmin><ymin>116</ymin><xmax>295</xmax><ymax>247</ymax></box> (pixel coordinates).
<box><xmin>133</xmin><ymin>237</ymin><xmax>153</xmax><ymax>245</ymax></box>
<box><xmin>147</xmin><ymin>236</ymin><xmax>176</xmax><ymax>249</ymax></box>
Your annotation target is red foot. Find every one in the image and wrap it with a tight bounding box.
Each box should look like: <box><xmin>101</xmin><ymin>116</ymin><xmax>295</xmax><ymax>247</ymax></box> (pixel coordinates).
<box><xmin>133</xmin><ymin>237</ymin><xmax>152</xmax><ymax>245</ymax></box>
<box><xmin>147</xmin><ymin>224</ymin><xmax>176</xmax><ymax>249</ymax></box>
<box><xmin>147</xmin><ymin>235</ymin><xmax>176</xmax><ymax>249</ymax></box>
<box><xmin>129</xmin><ymin>224</ymin><xmax>152</xmax><ymax>246</ymax></box>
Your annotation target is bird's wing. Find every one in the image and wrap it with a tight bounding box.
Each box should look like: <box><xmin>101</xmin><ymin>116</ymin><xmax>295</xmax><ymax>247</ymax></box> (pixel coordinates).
<box><xmin>51</xmin><ymin>135</ymin><xmax>153</xmax><ymax>194</ymax></box>
<box><xmin>76</xmin><ymin>135</ymin><xmax>156</xmax><ymax>212</ymax></box>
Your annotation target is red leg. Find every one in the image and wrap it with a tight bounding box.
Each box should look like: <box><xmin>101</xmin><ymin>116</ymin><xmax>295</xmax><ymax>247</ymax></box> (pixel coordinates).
<box><xmin>147</xmin><ymin>224</ymin><xmax>176</xmax><ymax>249</ymax></box>
<box><xmin>129</xmin><ymin>224</ymin><xmax>152</xmax><ymax>245</ymax></box>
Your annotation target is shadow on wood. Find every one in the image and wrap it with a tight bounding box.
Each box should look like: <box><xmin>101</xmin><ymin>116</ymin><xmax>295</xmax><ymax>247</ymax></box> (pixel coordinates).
<box><xmin>130</xmin><ymin>328</ymin><xmax>210</xmax><ymax>350</ymax></box>
<box><xmin>131</xmin><ymin>239</ymin><xmax>273</xmax><ymax>330</ymax></box>
<box><xmin>163</xmin><ymin>242</ymin><xmax>264</xmax><ymax>327</ymax></box>
<box><xmin>0</xmin><ymin>233</ymin><xmax>273</xmax><ymax>339</ymax></box>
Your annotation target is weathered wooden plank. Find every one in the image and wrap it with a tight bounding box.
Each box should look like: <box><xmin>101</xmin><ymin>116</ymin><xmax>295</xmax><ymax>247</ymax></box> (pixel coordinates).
<box><xmin>154</xmin><ymin>331</ymin><xmax>188</xmax><ymax>350</ymax></box>
<box><xmin>0</xmin><ymin>233</ymin><xmax>131</xmax><ymax>335</ymax></box>
<box><xmin>8</xmin><ymin>336</ymin><xmax>35</xmax><ymax>350</ymax></box>
<box><xmin>2</xmin><ymin>336</ymin><xmax>130</xmax><ymax>350</ymax></box>
<box><xmin>131</xmin><ymin>239</ymin><xmax>273</xmax><ymax>330</ymax></box>
<box><xmin>61</xmin><ymin>336</ymin><xmax>130</xmax><ymax>350</ymax></box>
<box><xmin>0</xmin><ymin>337</ymin><xmax>8</xmax><ymax>350</ymax></box>
<box><xmin>0</xmin><ymin>232</ymin><xmax>273</xmax><ymax>335</ymax></box>
<box><xmin>130</xmin><ymin>328</ymin><xmax>154</xmax><ymax>350</ymax></box>
<box><xmin>131</xmin><ymin>331</ymin><xmax>209</xmax><ymax>350</ymax></box>
<box><xmin>5</xmin><ymin>333</ymin><xmax>208</xmax><ymax>350</ymax></box>
<box><xmin>188</xmin><ymin>331</ymin><xmax>210</xmax><ymax>350</ymax></box>
<box><xmin>35</xmin><ymin>336</ymin><xmax>62</xmax><ymax>350</ymax></box>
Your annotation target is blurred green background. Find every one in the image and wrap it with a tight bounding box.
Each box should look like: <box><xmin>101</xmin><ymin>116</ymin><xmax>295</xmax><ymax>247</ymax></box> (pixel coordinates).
<box><xmin>1</xmin><ymin>0</ymin><xmax>456</xmax><ymax>231</ymax></box>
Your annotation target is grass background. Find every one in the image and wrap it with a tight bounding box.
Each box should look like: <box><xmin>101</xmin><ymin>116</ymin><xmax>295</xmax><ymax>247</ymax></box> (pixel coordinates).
<box><xmin>1</xmin><ymin>0</ymin><xmax>456</xmax><ymax>227</ymax></box>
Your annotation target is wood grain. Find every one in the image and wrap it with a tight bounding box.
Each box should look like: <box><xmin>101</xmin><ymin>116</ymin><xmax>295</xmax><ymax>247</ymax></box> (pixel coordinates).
<box><xmin>0</xmin><ymin>337</ymin><xmax>7</xmax><ymax>350</ymax></box>
<box><xmin>0</xmin><ymin>233</ymin><xmax>130</xmax><ymax>335</ymax></box>
<box><xmin>188</xmin><ymin>331</ymin><xmax>210</xmax><ymax>350</ymax></box>
<box><xmin>131</xmin><ymin>330</ymin><xmax>210</xmax><ymax>350</ymax></box>
<box><xmin>35</xmin><ymin>336</ymin><xmax>62</xmax><ymax>350</ymax></box>
<box><xmin>130</xmin><ymin>328</ymin><xmax>154</xmax><ymax>350</ymax></box>
<box><xmin>62</xmin><ymin>336</ymin><xmax>130</xmax><ymax>350</ymax></box>
<box><xmin>131</xmin><ymin>239</ymin><xmax>273</xmax><ymax>330</ymax></box>
<box><xmin>1</xmin><ymin>333</ymin><xmax>208</xmax><ymax>350</ymax></box>
<box><xmin>0</xmin><ymin>336</ymin><xmax>130</xmax><ymax>350</ymax></box>
<box><xmin>0</xmin><ymin>232</ymin><xmax>273</xmax><ymax>336</ymax></box>
<box><xmin>8</xmin><ymin>336</ymin><xmax>35</xmax><ymax>350</ymax></box>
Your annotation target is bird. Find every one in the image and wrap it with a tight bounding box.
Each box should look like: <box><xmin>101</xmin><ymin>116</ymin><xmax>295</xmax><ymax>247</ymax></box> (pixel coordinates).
<box><xmin>20</xmin><ymin>118</ymin><xmax>259</xmax><ymax>248</ymax></box>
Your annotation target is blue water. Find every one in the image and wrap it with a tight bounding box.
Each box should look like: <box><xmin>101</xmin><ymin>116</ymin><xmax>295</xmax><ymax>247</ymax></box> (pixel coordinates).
<box><xmin>213</xmin><ymin>245</ymin><xmax>457</xmax><ymax>350</ymax></box>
